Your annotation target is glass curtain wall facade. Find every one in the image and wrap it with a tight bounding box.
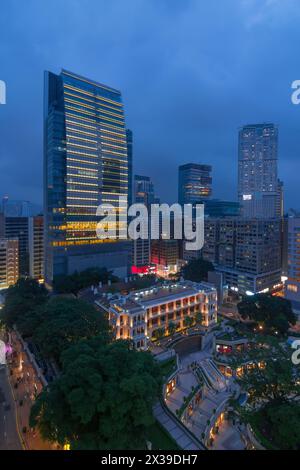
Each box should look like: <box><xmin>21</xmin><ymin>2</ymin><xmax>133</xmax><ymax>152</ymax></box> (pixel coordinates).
<box><xmin>178</xmin><ymin>163</ymin><xmax>212</xmax><ymax>205</ymax></box>
<box><xmin>44</xmin><ymin>69</ymin><xmax>130</xmax><ymax>284</ymax></box>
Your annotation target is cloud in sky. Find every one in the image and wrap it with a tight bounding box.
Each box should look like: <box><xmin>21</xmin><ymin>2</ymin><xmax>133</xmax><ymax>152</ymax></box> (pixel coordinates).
<box><xmin>0</xmin><ymin>0</ymin><xmax>300</xmax><ymax>208</ymax></box>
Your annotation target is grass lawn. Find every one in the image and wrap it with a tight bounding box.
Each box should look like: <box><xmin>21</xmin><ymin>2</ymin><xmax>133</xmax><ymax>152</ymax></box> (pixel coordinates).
<box><xmin>146</xmin><ymin>421</ymin><xmax>180</xmax><ymax>450</ymax></box>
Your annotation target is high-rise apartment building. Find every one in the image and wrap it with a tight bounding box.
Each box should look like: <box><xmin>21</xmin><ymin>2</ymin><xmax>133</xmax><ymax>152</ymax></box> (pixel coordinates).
<box><xmin>238</xmin><ymin>123</ymin><xmax>282</xmax><ymax>218</ymax></box>
<box><xmin>178</xmin><ymin>163</ymin><xmax>212</xmax><ymax>205</ymax></box>
<box><xmin>44</xmin><ymin>69</ymin><xmax>132</xmax><ymax>284</ymax></box>
<box><xmin>203</xmin><ymin>218</ymin><xmax>282</xmax><ymax>295</ymax></box>
<box><xmin>285</xmin><ymin>217</ymin><xmax>300</xmax><ymax>312</ymax></box>
<box><xmin>29</xmin><ymin>215</ymin><xmax>44</xmax><ymax>282</ymax></box>
<box><xmin>0</xmin><ymin>239</ymin><xmax>19</xmax><ymax>290</ymax></box>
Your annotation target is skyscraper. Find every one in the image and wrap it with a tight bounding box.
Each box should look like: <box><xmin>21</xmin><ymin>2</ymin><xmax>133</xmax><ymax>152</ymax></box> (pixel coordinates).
<box><xmin>238</xmin><ymin>123</ymin><xmax>282</xmax><ymax>218</ymax></box>
<box><xmin>29</xmin><ymin>215</ymin><xmax>44</xmax><ymax>283</ymax></box>
<box><xmin>202</xmin><ymin>218</ymin><xmax>282</xmax><ymax>295</ymax></box>
<box><xmin>126</xmin><ymin>129</ymin><xmax>133</xmax><ymax>207</ymax></box>
<box><xmin>134</xmin><ymin>175</ymin><xmax>155</xmax><ymax>206</ymax></box>
<box><xmin>178</xmin><ymin>163</ymin><xmax>212</xmax><ymax>205</ymax></box>
<box><xmin>44</xmin><ymin>69</ymin><xmax>131</xmax><ymax>285</ymax></box>
<box><xmin>132</xmin><ymin>175</ymin><xmax>155</xmax><ymax>270</ymax></box>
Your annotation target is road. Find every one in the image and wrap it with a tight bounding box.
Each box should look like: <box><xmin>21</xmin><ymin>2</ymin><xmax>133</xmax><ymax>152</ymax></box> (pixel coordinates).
<box><xmin>0</xmin><ymin>365</ymin><xmax>23</xmax><ymax>450</ymax></box>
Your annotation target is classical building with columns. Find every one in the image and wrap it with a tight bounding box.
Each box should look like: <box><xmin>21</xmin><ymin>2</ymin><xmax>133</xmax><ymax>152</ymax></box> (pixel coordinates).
<box><xmin>96</xmin><ymin>280</ymin><xmax>218</xmax><ymax>350</ymax></box>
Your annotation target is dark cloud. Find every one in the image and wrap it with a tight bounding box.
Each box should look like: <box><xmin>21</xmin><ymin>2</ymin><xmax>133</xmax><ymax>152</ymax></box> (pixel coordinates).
<box><xmin>0</xmin><ymin>0</ymin><xmax>300</xmax><ymax>208</ymax></box>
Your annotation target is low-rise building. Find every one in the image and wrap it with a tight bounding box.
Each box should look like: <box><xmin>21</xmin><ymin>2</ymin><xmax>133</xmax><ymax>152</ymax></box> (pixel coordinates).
<box><xmin>96</xmin><ymin>280</ymin><xmax>218</xmax><ymax>350</ymax></box>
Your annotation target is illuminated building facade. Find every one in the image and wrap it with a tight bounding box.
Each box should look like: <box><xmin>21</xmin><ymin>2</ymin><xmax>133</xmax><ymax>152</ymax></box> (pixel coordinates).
<box><xmin>285</xmin><ymin>217</ymin><xmax>300</xmax><ymax>312</ymax></box>
<box><xmin>96</xmin><ymin>281</ymin><xmax>218</xmax><ymax>350</ymax></box>
<box><xmin>178</xmin><ymin>163</ymin><xmax>212</xmax><ymax>205</ymax></box>
<box><xmin>29</xmin><ymin>215</ymin><xmax>44</xmax><ymax>282</ymax></box>
<box><xmin>151</xmin><ymin>239</ymin><xmax>179</xmax><ymax>276</ymax></box>
<box><xmin>203</xmin><ymin>218</ymin><xmax>282</xmax><ymax>295</ymax></box>
<box><xmin>0</xmin><ymin>238</ymin><xmax>19</xmax><ymax>290</ymax></box>
<box><xmin>44</xmin><ymin>69</ymin><xmax>131</xmax><ymax>284</ymax></box>
<box><xmin>238</xmin><ymin>123</ymin><xmax>282</xmax><ymax>218</ymax></box>
<box><xmin>126</xmin><ymin>129</ymin><xmax>133</xmax><ymax>207</ymax></box>
<box><xmin>5</xmin><ymin>217</ymin><xmax>29</xmax><ymax>276</ymax></box>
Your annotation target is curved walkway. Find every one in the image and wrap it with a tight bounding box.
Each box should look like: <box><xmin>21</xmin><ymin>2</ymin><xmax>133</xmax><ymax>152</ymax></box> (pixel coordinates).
<box><xmin>153</xmin><ymin>401</ymin><xmax>205</xmax><ymax>451</ymax></box>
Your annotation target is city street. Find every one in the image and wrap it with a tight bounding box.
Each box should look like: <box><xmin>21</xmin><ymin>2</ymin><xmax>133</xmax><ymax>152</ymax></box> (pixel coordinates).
<box><xmin>8</xmin><ymin>331</ymin><xmax>55</xmax><ymax>450</ymax></box>
<box><xmin>0</xmin><ymin>366</ymin><xmax>23</xmax><ymax>450</ymax></box>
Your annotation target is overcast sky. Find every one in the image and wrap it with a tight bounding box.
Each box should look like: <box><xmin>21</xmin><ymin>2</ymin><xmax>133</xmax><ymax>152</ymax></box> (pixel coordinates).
<box><xmin>0</xmin><ymin>0</ymin><xmax>300</xmax><ymax>208</ymax></box>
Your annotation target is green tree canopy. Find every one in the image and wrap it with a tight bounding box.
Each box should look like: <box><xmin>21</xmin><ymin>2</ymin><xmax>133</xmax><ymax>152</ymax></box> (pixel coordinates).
<box><xmin>247</xmin><ymin>401</ymin><xmax>300</xmax><ymax>450</ymax></box>
<box><xmin>183</xmin><ymin>316</ymin><xmax>194</xmax><ymax>328</ymax></box>
<box><xmin>0</xmin><ymin>278</ymin><xmax>48</xmax><ymax>330</ymax></box>
<box><xmin>237</xmin><ymin>338</ymin><xmax>300</xmax><ymax>404</ymax></box>
<box><xmin>129</xmin><ymin>275</ymin><xmax>157</xmax><ymax>291</ymax></box>
<box><xmin>181</xmin><ymin>258</ymin><xmax>214</xmax><ymax>283</ymax></box>
<box><xmin>237</xmin><ymin>294</ymin><xmax>296</xmax><ymax>335</ymax></box>
<box><xmin>30</xmin><ymin>339</ymin><xmax>162</xmax><ymax>450</ymax></box>
<box><xmin>168</xmin><ymin>321</ymin><xmax>176</xmax><ymax>336</ymax></box>
<box><xmin>53</xmin><ymin>267</ymin><xmax>119</xmax><ymax>296</ymax></box>
<box><xmin>32</xmin><ymin>297</ymin><xmax>110</xmax><ymax>363</ymax></box>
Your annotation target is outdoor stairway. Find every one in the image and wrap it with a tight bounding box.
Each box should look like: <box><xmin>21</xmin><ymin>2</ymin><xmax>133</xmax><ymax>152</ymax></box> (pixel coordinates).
<box><xmin>199</xmin><ymin>359</ymin><xmax>227</xmax><ymax>392</ymax></box>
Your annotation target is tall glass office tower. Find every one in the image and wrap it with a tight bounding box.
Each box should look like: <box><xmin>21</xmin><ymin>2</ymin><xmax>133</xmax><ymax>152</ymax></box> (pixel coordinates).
<box><xmin>178</xmin><ymin>163</ymin><xmax>212</xmax><ymax>205</ymax></box>
<box><xmin>44</xmin><ymin>69</ymin><xmax>131</xmax><ymax>285</ymax></box>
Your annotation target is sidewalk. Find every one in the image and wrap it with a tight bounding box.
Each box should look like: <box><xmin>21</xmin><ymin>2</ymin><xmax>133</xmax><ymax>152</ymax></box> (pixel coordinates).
<box><xmin>8</xmin><ymin>331</ymin><xmax>56</xmax><ymax>450</ymax></box>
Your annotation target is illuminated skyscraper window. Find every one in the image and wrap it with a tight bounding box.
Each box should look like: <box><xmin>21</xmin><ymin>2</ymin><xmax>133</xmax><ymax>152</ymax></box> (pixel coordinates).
<box><xmin>44</xmin><ymin>70</ymin><xmax>131</xmax><ymax>284</ymax></box>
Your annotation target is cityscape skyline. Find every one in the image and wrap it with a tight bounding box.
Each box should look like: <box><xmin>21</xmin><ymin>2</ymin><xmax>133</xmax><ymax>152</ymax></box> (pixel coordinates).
<box><xmin>1</xmin><ymin>1</ymin><xmax>300</xmax><ymax>455</ymax></box>
<box><xmin>1</xmin><ymin>1</ymin><xmax>300</xmax><ymax>209</ymax></box>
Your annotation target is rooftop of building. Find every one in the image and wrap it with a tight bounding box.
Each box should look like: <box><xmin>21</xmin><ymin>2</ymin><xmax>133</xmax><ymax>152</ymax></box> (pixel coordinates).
<box><xmin>61</xmin><ymin>69</ymin><xmax>121</xmax><ymax>95</ymax></box>
<box><xmin>179</xmin><ymin>163</ymin><xmax>212</xmax><ymax>171</ymax></box>
<box><xmin>95</xmin><ymin>280</ymin><xmax>217</xmax><ymax>315</ymax></box>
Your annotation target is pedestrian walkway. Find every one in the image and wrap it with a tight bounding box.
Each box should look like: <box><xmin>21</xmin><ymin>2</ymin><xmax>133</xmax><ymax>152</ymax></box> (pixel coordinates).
<box><xmin>153</xmin><ymin>402</ymin><xmax>204</xmax><ymax>450</ymax></box>
<box><xmin>210</xmin><ymin>420</ymin><xmax>246</xmax><ymax>450</ymax></box>
<box><xmin>8</xmin><ymin>332</ymin><xmax>56</xmax><ymax>450</ymax></box>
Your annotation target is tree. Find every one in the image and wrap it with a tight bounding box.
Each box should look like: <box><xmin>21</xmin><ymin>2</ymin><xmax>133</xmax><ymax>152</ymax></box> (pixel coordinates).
<box><xmin>0</xmin><ymin>278</ymin><xmax>48</xmax><ymax>330</ymax></box>
<box><xmin>181</xmin><ymin>258</ymin><xmax>214</xmax><ymax>283</ymax></box>
<box><xmin>260</xmin><ymin>402</ymin><xmax>300</xmax><ymax>450</ymax></box>
<box><xmin>32</xmin><ymin>297</ymin><xmax>110</xmax><ymax>363</ymax></box>
<box><xmin>183</xmin><ymin>316</ymin><xmax>194</xmax><ymax>328</ymax></box>
<box><xmin>245</xmin><ymin>401</ymin><xmax>300</xmax><ymax>450</ymax></box>
<box><xmin>53</xmin><ymin>267</ymin><xmax>119</xmax><ymax>296</ymax></box>
<box><xmin>30</xmin><ymin>339</ymin><xmax>162</xmax><ymax>450</ymax></box>
<box><xmin>152</xmin><ymin>328</ymin><xmax>165</xmax><ymax>340</ymax></box>
<box><xmin>167</xmin><ymin>322</ymin><xmax>176</xmax><ymax>336</ymax></box>
<box><xmin>130</xmin><ymin>275</ymin><xmax>157</xmax><ymax>291</ymax></box>
<box><xmin>195</xmin><ymin>312</ymin><xmax>203</xmax><ymax>324</ymax></box>
<box><xmin>237</xmin><ymin>294</ymin><xmax>296</xmax><ymax>335</ymax></box>
<box><xmin>237</xmin><ymin>340</ymin><xmax>300</xmax><ymax>404</ymax></box>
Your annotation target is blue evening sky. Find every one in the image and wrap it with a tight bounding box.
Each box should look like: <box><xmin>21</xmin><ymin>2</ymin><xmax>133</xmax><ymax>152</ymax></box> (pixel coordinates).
<box><xmin>0</xmin><ymin>0</ymin><xmax>300</xmax><ymax>208</ymax></box>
